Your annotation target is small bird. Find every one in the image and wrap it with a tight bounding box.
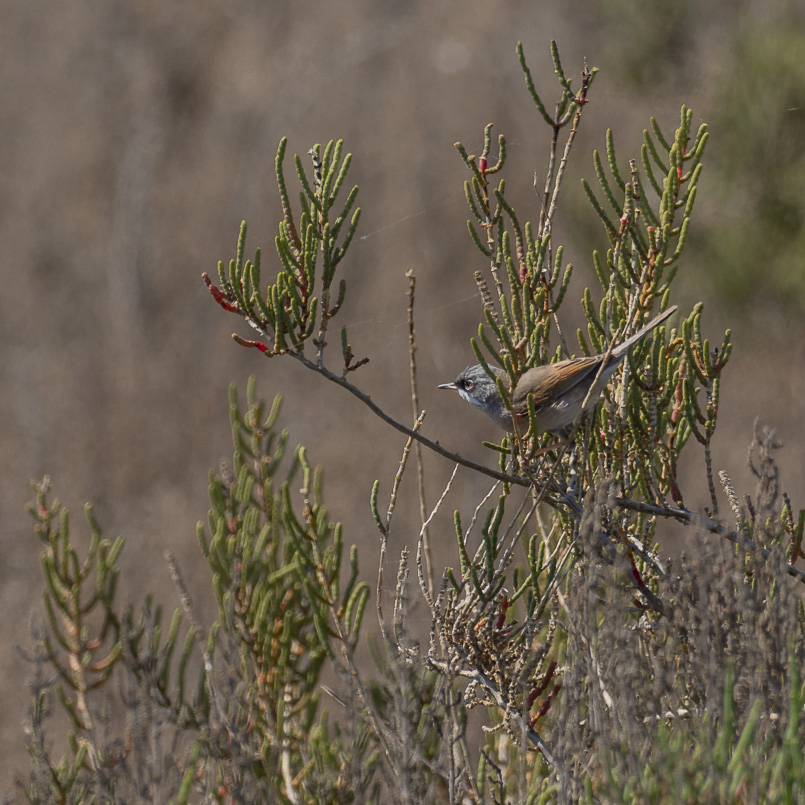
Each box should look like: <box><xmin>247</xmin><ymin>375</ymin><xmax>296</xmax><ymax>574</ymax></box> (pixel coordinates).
<box><xmin>439</xmin><ymin>306</ymin><xmax>677</xmax><ymax>433</ymax></box>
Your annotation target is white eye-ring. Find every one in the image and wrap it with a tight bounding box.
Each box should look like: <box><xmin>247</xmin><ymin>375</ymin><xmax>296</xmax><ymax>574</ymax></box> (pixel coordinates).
<box><xmin>464</xmin><ymin>380</ymin><xmax>474</xmax><ymax>390</ymax></box>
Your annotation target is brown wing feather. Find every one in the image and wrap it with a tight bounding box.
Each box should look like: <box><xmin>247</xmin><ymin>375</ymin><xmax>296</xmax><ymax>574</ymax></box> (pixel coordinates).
<box><xmin>511</xmin><ymin>357</ymin><xmax>602</xmax><ymax>416</ymax></box>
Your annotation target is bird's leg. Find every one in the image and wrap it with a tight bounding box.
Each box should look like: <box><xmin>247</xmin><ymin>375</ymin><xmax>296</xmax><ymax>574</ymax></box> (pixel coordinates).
<box><xmin>566</xmin><ymin>441</ymin><xmax>579</xmax><ymax>499</ymax></box>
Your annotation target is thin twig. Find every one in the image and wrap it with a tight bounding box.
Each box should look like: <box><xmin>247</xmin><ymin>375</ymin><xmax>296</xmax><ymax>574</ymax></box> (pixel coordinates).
<box><xmin>537</xmin><ymin>111</ymin><xmax>570</xmax><ymax>358</ymax></box>
<box><xmin>541</xmin><ymin>67</ymin><xmax>592</xmax><ymax>239</ymax></box>
<box><xmin>464</xmin><ymin>480</ymin><xmax>502</xmax><ymax>549</ymax></box>
<box><xmin>537</xmin><ymin>123</ymin><xmax>559</xmax><ymax>236</ymax></box>
<box><xmin>494</xmin><ymin>495</ymin><xmax>539</xmax><ymax>578</ymax></box>
<box><xmin>417</xmin><ymin>465</ymin><xmax>459</xmax><ymax>610</ymax></box>
<box><xmin>406</xmin><ymin>268</ymin><xmax>435</xmax><ymax>593</ymax></box>
<box><xmin>387</xmin><ymin>412</ymin><xmax>425</xmax><ymax>531</ymax></box>
<box><xmin>377</xmin><ymin>414</ymin><xmax>425</xmax><ymax>647</ymax></box>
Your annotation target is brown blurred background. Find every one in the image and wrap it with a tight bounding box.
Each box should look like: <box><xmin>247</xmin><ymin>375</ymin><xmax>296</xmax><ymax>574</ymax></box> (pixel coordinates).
<box><xmin>2</xmin><ymin>0</ymin><xmax>804</xmax><ymax>786</ymax></box>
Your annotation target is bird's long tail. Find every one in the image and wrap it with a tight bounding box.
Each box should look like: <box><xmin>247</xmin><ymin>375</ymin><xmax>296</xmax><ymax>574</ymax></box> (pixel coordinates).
<box><xmin>612</xmin><ymin>305</ymin><xmax>678</xmax><ymax>359</ymax></box>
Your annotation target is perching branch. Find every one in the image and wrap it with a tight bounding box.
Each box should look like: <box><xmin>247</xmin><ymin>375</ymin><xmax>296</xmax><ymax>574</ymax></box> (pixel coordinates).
<box><xmin>291</xmin><ymin>350</ymin><xmax>530</xmax><ymax>487</ymax></box>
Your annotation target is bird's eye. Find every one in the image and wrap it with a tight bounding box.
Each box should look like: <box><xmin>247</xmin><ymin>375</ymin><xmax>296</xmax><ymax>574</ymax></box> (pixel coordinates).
<box><xmin>464</xmin><ymin>380</ymin><xmax>474</xmax><ymax>390</ymax></box>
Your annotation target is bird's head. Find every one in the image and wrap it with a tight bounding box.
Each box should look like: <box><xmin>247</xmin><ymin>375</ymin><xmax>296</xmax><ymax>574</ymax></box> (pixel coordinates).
<box><xmin>439</xmin><ymin>364</ymin><xmax>510</xmax><ymax>427</ymax></box>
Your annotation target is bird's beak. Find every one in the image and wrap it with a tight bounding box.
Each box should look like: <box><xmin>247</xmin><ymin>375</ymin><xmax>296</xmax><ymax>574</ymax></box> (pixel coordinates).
<box><xmin>438</xmin><ymin>382</ymin><xmax>458</xmax><ymax>391</ymax></box>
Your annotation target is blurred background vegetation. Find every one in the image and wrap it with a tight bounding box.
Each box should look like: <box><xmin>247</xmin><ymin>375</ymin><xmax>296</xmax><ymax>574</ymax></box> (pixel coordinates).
<box><xmin>2</xmin><ymin>0</ymin><xmax>803</xmax><ymax>786</ymax></box>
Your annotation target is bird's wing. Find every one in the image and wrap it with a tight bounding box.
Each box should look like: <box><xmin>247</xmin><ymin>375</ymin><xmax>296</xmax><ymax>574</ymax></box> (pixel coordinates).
<box><xmin>511</xmin><ymin>358</ymin><xmax>602</xmax><ymax>415</ymax></box>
